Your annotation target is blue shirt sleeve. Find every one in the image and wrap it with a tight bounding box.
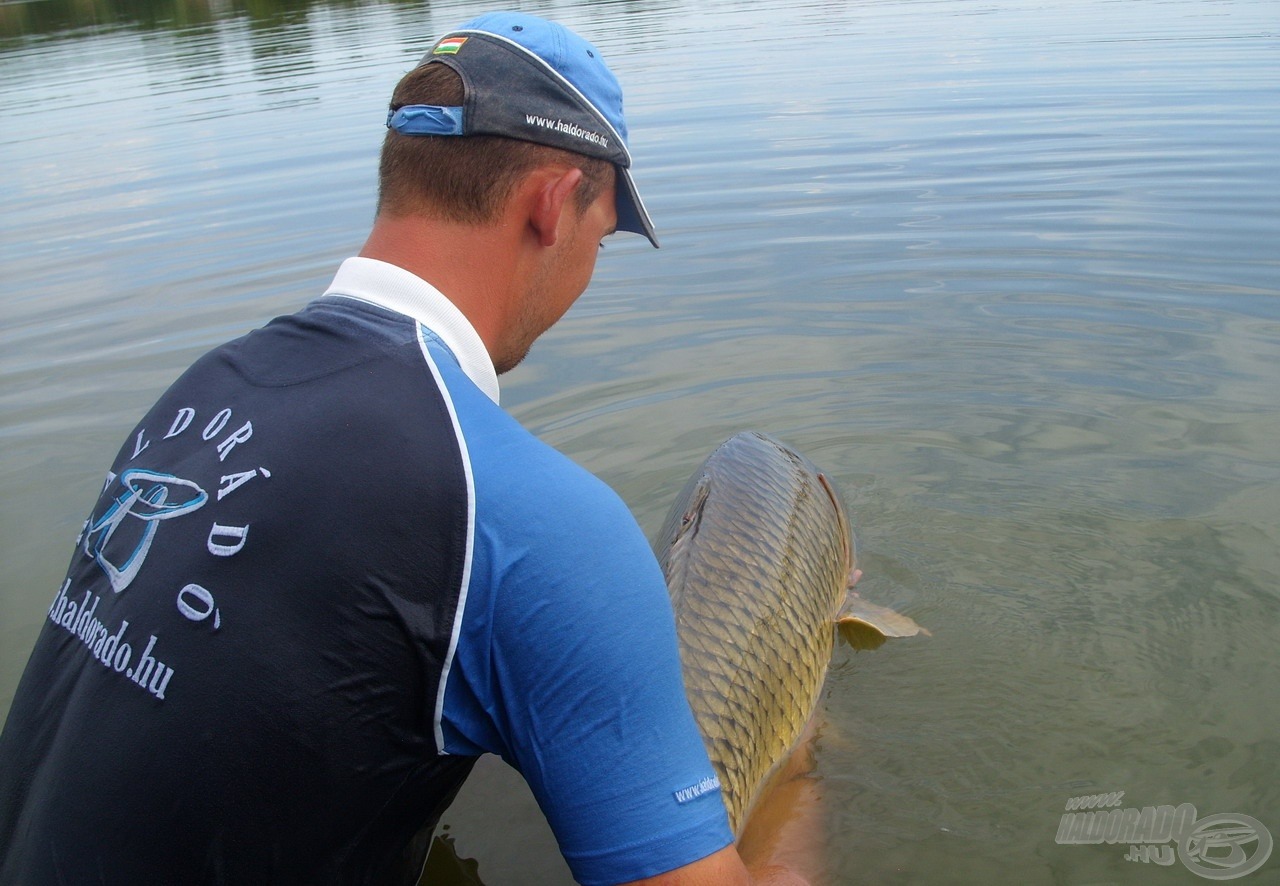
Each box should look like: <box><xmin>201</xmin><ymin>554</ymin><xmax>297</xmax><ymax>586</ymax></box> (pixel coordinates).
<box><xmin>438</xmin><ymin>368</ymin><xmax>734</xmax><ymax>884</ymax></box>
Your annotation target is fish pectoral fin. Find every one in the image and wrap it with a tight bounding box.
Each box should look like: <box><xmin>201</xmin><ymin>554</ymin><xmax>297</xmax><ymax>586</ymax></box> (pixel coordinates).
<box><xmin>837</xmin><ymin>619</ymin><xmax>889</xmax><ymax>650</ymax></box>
<box><xmin>836</xmin><ymin>597</ymin><xmax>929</xmax><ymax>650</ymax></box>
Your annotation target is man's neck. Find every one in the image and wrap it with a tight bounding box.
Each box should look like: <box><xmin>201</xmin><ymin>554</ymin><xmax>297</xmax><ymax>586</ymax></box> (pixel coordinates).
<box><xmin>359</xmin><ymin>213</ymin><xmax>519</xmax><ymax>365</ymax></box>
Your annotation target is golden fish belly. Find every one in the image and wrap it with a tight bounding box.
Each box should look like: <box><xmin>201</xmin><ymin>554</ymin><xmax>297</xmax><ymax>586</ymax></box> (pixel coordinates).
<box><xmin>656</xmin><ymin>432</ymin><xmax>853</xmax><ymax>834</ymax></box>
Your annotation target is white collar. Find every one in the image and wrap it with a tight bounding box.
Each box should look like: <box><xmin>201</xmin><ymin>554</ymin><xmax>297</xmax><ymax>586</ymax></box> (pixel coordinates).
<box><xmin>321</xmin><ymin>257</ymin><xmax>500</xmax><ymax>404</ymax></box>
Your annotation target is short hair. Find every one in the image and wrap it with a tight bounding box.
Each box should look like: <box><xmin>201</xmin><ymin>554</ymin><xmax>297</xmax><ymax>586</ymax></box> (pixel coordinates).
<box><xmin>378</xmin><ymin>63</ymin><xmax>613</xmax><ymax>222</ymax></box>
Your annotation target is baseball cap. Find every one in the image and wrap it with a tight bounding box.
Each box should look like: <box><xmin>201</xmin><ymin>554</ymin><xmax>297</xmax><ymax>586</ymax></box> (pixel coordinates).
<box><xmin>387</xmin><ymin>11</ymin><xmax>658</xmax><ymax>248</ymax></box>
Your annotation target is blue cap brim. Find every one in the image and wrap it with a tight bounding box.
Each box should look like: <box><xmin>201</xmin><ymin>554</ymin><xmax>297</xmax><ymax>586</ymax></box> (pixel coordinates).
<box><xmin>616</xmin><ymin>166</ymin><xmax>658</xmax><ymax>248</ymax></box>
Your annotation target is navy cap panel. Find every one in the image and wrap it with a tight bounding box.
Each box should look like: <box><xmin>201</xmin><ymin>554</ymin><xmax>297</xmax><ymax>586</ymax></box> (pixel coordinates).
<box><xmin>402</xmin><ymin>20</ymin><xmax>658</xmax><ymax>248</ymax></box>
<box><xmin>427</xmin><ymin>36</ymin><xmax>629</xmax><ymax>168</ymax></box>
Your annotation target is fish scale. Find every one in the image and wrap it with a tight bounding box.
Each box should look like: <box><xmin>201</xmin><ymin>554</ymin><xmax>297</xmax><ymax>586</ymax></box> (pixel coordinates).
<box><xmin>655</xmin><ymin>432</ymin><xmax>853</xmax><ymax>834</ymax></box>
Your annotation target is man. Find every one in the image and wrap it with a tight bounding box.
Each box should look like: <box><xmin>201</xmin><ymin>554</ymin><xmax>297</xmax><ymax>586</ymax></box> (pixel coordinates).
<box><xmin>0</xmin><ymin>12</ymin><xmax>810</xmax><ymax>885</ymax></box>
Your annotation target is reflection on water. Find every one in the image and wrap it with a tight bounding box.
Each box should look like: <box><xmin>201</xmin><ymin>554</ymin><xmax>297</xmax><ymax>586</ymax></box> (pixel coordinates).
<box><xmin>420</xmin><ymin>833</ymin><xmax>486</xmax><ymax>886</ymax></box>
<box><xmin>0</xmin><ymin>0</ymin><xmax>391</xmax><ymax>39</ymax></box>
<box><xmin>3</xmin><ymin>0</ymin><xmax>1279</xmax><ymax>882</ymax></box>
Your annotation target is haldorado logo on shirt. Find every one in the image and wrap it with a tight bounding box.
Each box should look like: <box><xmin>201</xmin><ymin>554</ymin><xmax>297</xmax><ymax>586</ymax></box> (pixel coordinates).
<box><xmin>83</xmin><ymin>468</ymin><xmax>208</xmax><ymax>593</ymax></box>
<box><xmin>47</xmin><ymin>404</ymin><xmax>271</xmax><ymax>702</ymax></box>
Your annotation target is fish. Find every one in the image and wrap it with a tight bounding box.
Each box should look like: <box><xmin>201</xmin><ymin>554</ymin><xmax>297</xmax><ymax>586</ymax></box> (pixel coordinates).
<box><xmin>655</xmin><ymin>431</ymin><xmax>925</xmax><ymax>835</ymax></box>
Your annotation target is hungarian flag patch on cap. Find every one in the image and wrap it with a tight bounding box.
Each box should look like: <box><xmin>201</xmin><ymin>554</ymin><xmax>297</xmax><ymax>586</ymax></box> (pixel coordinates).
<box><xmin>433</xmin><ymin>36</ymin><xmax>467</xmax><ymax>55</ymax></box>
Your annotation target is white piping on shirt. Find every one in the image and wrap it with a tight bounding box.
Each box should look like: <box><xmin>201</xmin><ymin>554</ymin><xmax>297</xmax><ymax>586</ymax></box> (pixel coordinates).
<box><xmin>416</xmin><ymin>325</ymin><xmax>478</xmax><ymax>755</ymax></box>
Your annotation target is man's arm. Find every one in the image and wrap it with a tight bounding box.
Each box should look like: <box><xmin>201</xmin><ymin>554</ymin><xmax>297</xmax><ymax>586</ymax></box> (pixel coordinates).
<box><xmin>622</xmin><ymin>844</ymin><xmax>809</xmax><ymax>886</ymax></box>
<box><xmin>452</xmin><ymin>418</ymin><xmax>825</xmax><ymax>884</ymax></box>
<box><xmin>624</xmin><ymin>716</ymin><xmax>828</xmax><ymax>886</ymax></box>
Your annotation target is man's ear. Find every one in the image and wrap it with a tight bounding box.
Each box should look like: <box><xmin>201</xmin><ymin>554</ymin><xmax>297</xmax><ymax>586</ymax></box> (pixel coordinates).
<box><xmin>528</xmin><ymin>166</ymin><xmax>584</xmax><ymax>249</ymax></box>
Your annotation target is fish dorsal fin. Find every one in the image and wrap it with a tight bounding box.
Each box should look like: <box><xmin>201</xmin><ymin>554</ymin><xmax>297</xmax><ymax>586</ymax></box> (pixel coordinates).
<box><xmin>836</xmin><ymin>594</ymin><xmax>929</xmax><ymax>650</ymax></box>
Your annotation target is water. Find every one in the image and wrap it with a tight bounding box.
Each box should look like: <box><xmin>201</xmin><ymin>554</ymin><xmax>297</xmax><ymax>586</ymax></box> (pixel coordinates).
<box><xmin>3</xmin><ymin>0</ymin><xmax>1279</xmax><ymax>882</ymax></box>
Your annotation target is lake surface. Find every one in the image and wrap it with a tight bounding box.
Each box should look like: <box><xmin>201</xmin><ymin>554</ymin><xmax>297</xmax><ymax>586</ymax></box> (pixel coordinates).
<box><xmin>2</xmin><ymin>0</ymin><xmax>1278</xmax><ymax>882</ymax></box>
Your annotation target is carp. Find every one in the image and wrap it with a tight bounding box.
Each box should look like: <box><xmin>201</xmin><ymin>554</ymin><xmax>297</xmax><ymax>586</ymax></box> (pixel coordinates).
<box><xmin>655</xmin><ymin>431</ymin><xmax>924</xmax><ymax>834</ymax></box>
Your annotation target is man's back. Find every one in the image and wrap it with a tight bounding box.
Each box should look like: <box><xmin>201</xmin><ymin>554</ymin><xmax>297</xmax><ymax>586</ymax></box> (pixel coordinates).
<box><xmin>0</xmin><ymin>298</ymin><xmax>477</xmax><ymax>884</ymax></box>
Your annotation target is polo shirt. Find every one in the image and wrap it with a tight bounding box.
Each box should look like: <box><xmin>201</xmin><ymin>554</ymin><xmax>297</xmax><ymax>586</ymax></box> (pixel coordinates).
<box><xmin>0</xmin><ymin>258</ymin><xmax>733</xmax><ymax>885</ymax></box>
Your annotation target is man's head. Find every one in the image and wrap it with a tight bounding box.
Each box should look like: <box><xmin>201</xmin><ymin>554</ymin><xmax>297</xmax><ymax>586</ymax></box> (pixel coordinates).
<box><xmin>377</xmin><ymin>11</ymin><xmax>657</xmax><ymax>248</ymax></box>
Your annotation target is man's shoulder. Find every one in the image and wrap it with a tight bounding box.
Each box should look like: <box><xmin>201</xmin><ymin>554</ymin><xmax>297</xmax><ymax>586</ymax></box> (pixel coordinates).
<box><xmin>469</xmin><ymin>413</ymin><xmax>630</xmax><ymax>533</ymax></box>
<box><xmin>177</xmin><ymin>296</ymin><xmax>424</xmax><ymax>395</ymax></box>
